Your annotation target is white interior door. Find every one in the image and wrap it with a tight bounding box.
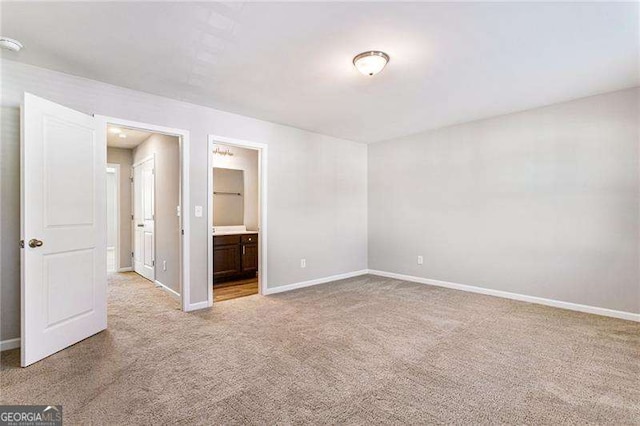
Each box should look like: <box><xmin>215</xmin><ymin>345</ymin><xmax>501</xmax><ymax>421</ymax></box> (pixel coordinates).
<box><xmin>21</xmin><ymin>93</ymin><xmax>106</xmax><ymax>367</ymax></box>
<box><xmin>133</xmin><ymin>157</ymin><xmax>155</xmax><ymax>281</ymax></box>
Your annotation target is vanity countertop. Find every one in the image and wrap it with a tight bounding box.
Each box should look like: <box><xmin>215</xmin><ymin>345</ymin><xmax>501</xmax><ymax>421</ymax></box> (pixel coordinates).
<box><xmin>213</xmin><ymin>230</ymin><xmax>258</xmax><ymax>236</ymax></box>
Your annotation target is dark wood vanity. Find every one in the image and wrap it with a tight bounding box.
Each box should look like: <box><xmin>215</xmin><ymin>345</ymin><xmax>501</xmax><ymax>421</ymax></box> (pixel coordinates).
<box><xmin>213</xmin><ymin>233</ymin><xmax>258</xmax><ymax>283</ymax></box>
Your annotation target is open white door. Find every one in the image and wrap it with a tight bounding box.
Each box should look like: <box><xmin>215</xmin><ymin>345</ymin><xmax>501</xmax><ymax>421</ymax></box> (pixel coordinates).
<box><xmin>133</xmin><ymin>156</ymin><xmax>155</xmax><ymax>281</ymax></box>
<box><xmin>21</xmin><ymin>93</ymin><xmax>106</xmax><ymax>367</ymax></box>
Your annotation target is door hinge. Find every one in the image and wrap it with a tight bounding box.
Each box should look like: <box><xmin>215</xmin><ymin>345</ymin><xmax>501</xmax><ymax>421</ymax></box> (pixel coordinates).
<box><xmin>152</xmin><ymin>260</ymin><xmax>155</xmax><ymax>266</ymax></box>
<box><xmin>130</xmin><ymin>177</ymin><xmax>134</xmax><ymax>183</ymax></box>
<box><xmin>131</xmin><ymin>251</ymin><xmax>134</xmax><ymax>258</ymax></box>
<box><xmin>181</xmin><ymin>229</ymin><xmax>184</xmax><ymax>235</ymax></box>
<box><xmin>20</xmin><ymin>240</ymin><xmax>24</xmax><ymax>248</ymax></box>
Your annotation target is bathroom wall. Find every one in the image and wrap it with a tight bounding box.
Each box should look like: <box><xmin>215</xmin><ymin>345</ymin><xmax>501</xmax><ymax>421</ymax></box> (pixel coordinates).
<box><xmin>212</xmin><ymin>145</ymin><xmax>259</xmax><ymax>230</ymax></box>
<box><xmin>212</xmin><ymin>168</ymin><xmax>244</xmax><ymax>227</ymax></box>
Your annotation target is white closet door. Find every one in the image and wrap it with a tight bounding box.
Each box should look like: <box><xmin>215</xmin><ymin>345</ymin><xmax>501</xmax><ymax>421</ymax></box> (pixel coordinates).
<box><xmin>133</xmin><ymin>156</ymin><xmax>155</xmax><ymax>281</ymax></box>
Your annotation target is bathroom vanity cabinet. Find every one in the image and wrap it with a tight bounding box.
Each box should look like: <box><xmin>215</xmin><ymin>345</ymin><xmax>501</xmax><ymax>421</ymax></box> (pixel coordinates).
<box><xmin>213</xmin><ymin>233</ymin><xmax>258</xmax><ymax>283</ymax></box>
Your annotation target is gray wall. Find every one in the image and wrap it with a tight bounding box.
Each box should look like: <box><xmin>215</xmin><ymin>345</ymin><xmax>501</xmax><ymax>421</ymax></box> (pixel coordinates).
<box><xmin>369</xmin><ymin>88</ymin><xmax>639</xmax><ymax>314</ymax></box>
<box><xmin>106</xmin><ymin>147</ymin><xmax>133</xmax><ymax>269</ymax></box>
<box><xmin>1</xmin><ymin>107</ymin><xmax>20</xmax><ymax>343</ymax></box>
<box><xmin>133</xmin><ymin>134</ymin><xmax>181</xmax><ymax>293</ymax></box>
<box><xmin>0</xmin><ymin>59</ymin><xmax>368</xmax><ymax>341</ymax></box>
<box><xmin>213</xmin><ymin>168</ymin><xmax>245</xmax><ymax>227</ymax></box>
<box><xmin>212</xmin><ymin>145</ymin><xmax>259</xmax><ymax>230</ymax></box>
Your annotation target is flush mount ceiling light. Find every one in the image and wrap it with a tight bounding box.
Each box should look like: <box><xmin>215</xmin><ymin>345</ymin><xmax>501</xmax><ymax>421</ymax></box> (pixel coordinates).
<box><xmin>118</xmin><ymin>133</ymin><xmax>127</xmax><ymax>139</ymax></box>
<box><xmin>353</xmin><ymin>51</ymin><xmax>389</xmax><ymax>76</ymax></box>
<box><xmin>109</xmin><ymin>127</ymin><xmax>122</xmax><ymax>134</ymax></box>
<box><xmin>0</xmin><ymin>37</ymin><xmax>23</xmax><ymax>52</ymax></box>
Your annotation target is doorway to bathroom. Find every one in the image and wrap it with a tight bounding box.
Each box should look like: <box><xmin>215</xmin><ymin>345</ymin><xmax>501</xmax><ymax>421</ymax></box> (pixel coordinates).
<box><xmin>208</xmin><ymin>135</ymin><xmax>268</xmax><ymax>303</ymax></box>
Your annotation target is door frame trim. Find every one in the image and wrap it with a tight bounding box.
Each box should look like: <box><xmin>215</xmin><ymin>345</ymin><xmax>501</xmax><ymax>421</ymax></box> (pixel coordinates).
<box><xmin>208</xmin><ymin>135</ymin><xmax>268</xmax><ymax>306</ymax></box>
<box><xmin>106</xmin><ymin>163</ymin><xmax>121</xmax><ymax>273</ymax></box>
<box><xmin>95</xmin><ymin>115</ymin><xmax>192</xmax><ymax>312</ymax></box>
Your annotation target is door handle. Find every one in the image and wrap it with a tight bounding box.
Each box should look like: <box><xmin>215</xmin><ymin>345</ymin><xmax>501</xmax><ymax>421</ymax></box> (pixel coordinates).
<box><xmin>137</xmin><ymin>224</ymin><xmax>144</xmax><ymax>227</ymax></box>
<box><xmin>28</xmin><ymin>239</ymin><xmax>43</xmax><ymax>248</ymax></box>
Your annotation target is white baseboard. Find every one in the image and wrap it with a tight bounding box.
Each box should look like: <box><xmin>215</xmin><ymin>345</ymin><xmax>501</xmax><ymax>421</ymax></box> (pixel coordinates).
<box><xmin>1</xmin><ymin>338</ymin><xmax>20</xmax><ymax>352</ymax></box>
<box><xmin>264</xmin><ymin>269</ymin><xmax>369</xmax><ymax>295</ymax></box>
<box><xmin>368</xmin><ymin>269</ymin><xmax>640</xmax><ymax>322</ymax></box>
<box><xmin>118</xmin><ymin>267</ymin><xmax>133</xmax><ymax>272</ymax></box>
<box><xmin>154</xmin><ymin>280</ymin><xmax>180</xmax><ymax>300</ymax></box>
<box><xmin>185</xmin><ymin>301</ymin><xmax>209</xmax><ymax>312</ymax></box>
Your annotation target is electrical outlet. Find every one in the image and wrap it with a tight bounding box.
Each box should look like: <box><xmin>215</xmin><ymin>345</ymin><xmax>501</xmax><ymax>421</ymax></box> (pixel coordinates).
<box><xmin>194</xmin><ymin>206</ymin><xmax>203</xmax><ymax>217</ymax></box>
<box><xmin>300</xmin><ymin>258</ymin><xmax>306</xmax><ymax>268</ymax></box>
<box><xmin>163</xmin><ymin>260</ymin><xmax>167</xmax><ymax>271</ymax></box>
<box><xmin>417</xmin><ymin>256</ymin><xmax>424</xmax><ymax>265</ymax></box>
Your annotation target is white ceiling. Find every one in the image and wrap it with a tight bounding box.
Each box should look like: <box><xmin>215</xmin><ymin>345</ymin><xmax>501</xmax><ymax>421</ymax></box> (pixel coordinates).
<box><xmin>107</xmin><ymin>126</ymin><xmax>153</xmax><ymax>149</ymax></box>
<box><xmin>2</xmin><ymin>2</ymin><xmax>638</xmax><ymax>143</ymax></box>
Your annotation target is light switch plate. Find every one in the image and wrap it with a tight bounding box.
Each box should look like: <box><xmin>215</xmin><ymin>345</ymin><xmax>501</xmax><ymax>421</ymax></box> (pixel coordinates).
<box><xmin>417</xmin><ymin>256</ymin><xmax>424</xmax><ymax>265</ymax></box>
<box><xmin>195</xmin><ymin>206</ymin><xmax>203</xmax><ymax>217</ymax></box>
<box><xmin>300</xmin><ymin>258</ymin><xmax>306</xmax><ymax>268</ymax></box>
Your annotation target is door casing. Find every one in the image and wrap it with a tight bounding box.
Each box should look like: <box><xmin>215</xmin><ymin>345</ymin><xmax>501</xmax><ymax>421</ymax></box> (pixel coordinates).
<box><xmin>95</xmin><ymin>116</ymin><xmax>193</xmax><ymax>311</ymax></box>
<box><xmin>207</xmin><ymin>135</ymin><xmax>268</xmax><ymax>306</ymax></box>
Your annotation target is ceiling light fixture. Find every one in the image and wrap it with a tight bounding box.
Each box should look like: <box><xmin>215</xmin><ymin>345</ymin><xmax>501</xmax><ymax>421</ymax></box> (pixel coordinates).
<box><xmin>353</xmin><ymin>51</ymin><xmax>389</xmax><ymax>76</ymax></box>
<box><xmin>109</xmin><ymin>127</ymin><xmax>122</xmax><ymax>134</ymax></box>
<box><xmin>0</xmin><ymin>37</ymin><xmax>23</xmax><ymax>52</ymax></box>
<box><xmin>118</xmin><ymin>133</ymin><xmax>127</xmax><ymax>139</ymax></box>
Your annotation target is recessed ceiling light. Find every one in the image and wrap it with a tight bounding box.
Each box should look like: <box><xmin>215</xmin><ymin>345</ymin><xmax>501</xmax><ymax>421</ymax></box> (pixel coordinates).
<box><xmin>118</xmin><ymin>133</ymin><xmax>127</xmax><ymax>139</ymax></box>
<box><xmin>353</xmin><ymin>51</ymin><xmax>389</xmax><ymax>76</ymax></box>
<box><xmin>0</xmin><ymin>37</ymin><xmax>23</xmax><ymax>52</ymax></box>
<box><xmin>109</xmin><ymin>127</ymin><xmax>122</xmax><ymax>134</ymax></box>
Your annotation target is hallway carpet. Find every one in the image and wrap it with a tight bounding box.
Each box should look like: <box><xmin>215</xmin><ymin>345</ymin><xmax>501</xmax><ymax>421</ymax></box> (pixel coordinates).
<box><xmin>2</xmin><ymin>272</ymin><xmax>639</xmax><ymax>424</ymax></box>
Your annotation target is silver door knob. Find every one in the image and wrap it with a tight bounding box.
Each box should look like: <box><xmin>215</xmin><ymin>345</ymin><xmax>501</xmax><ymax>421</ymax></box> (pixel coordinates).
<box><xmin>28</xmin><ymin>239</ymin><xmax>43</xmax><ymax>248</ymax></box>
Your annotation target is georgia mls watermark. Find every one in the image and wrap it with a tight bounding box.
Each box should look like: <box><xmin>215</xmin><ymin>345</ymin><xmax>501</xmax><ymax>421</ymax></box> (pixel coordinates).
<box><xmin>0</xmin><ymin>406</ymin><xmax>62</xmax><ymax>426</ymax></box>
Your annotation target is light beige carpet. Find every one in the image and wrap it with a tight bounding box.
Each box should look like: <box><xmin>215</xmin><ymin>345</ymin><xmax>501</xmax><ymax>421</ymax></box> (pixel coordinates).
<box><xmin>1</xmin><ymin>272</ymin><xmax>639</xmax><ymax>424</ymax></box>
